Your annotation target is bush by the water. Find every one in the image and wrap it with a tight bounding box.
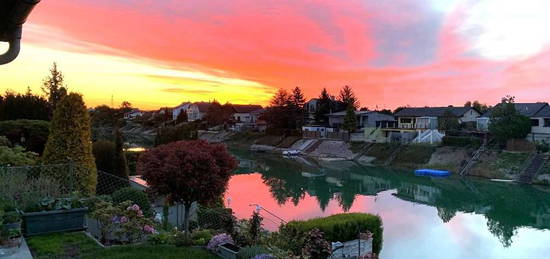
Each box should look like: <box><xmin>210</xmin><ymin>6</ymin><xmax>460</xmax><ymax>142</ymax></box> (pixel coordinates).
<box><xmin>112</xmin><ymin>187</ymin><xmax>153</xmax><ymax>217</ymax></box>
<box><xmin>442</xmin><ymin>136</ymin><xmax>481</xmax><ymax>148</ymax></box>
<box><xmin>280</xmin><ymin>213</ymin><xmax>383</xmax><ymax>254</ymax></box>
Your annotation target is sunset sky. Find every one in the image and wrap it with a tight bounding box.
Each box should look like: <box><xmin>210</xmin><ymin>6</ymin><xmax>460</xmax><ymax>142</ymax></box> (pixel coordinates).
<box><xmin>2</xmin><ymin>0</ymin><xmax>550</xmax><ymax>110</ymax></box>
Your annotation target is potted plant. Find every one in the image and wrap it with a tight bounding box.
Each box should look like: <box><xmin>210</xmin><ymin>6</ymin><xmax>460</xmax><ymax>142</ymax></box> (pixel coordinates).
<box><xmin>2</xmin><ymin>211</ymin><xmax>22</xmax><ymax>232</ymax></box>
<box><xmin>22</xmin><ymin>196</ymin><xmax>88</xmax><ymax>236</ymax></box>
<box><xmin>0</xmin><ymin>209</ymin><xmax>22</xmax><ymax>255</ymax></box>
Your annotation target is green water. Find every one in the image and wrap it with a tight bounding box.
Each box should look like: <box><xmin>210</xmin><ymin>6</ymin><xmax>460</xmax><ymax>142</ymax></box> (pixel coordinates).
<box><xmin>225</xmin><ymin>150</ymin><xmax>550</xmax><ymax>259</ymax></box>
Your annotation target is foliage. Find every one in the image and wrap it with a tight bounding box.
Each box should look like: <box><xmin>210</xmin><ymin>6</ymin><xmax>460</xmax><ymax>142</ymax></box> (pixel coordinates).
<box><xmin>0</xmin><ymin>119</ymin><xmax>50</xmax><ymax>154</ymax></box>
<box><xmin>315</xmin><ymin>88</ymin><xmax>332</xmax><ymax>124</ymax></box>
<box><xmin>90</xmin><ymin>105</ymin><xmax>122</xmax><ymax>127</ymax></box>
<box><xmin>442</xmin><ymin>136</ymin><xmax>481</xmax><ymax>148</ymax></box>
<box><xmin>90</xmin><ymin>200</ymin><xmax>156</xmax><ymax>245</ymax></box>
<box><xmin>41</xmin><ymin>93</ymin><xmax>97</xmax><ymax>195</ymax></box>
<box><xmin>113</xmin><ymin>128</ymin><xmax>130</xmax><ymax>178</ymax></box>
<box><xmin>0</xmin><ymin>145</ymin><xmax>37</xmax><ymax>166</ymax></box>
<box><xmin>154</xmin><ymin>123</ymin><xmax>198</xmax><ymax>146</ymax></box>
<box><xmin>237</xmin><ymin>245</ymin><xmax>271</xmax><ymax>259</ymax></box>
<box><xmin>138</xmin><ymin>140</ymin><xmax>237</xmax><ymax>234</ymax></box>
<box><xmin>339</xmin><ymin>85</ymin><xmax>359</xmax><ymax>110</ymax></box>
<box><xmin>148</xmin><ymin>229</ymin><xmax>176</xmax><ymax>245</ymax></box>
<box><xmin>2</xmin><ymin>210</ymin><xmax>21</xmax><ymax>223</ymax></box>
<box><xmin>197</xmin><ymin>206</ymin><xmax>236</xmax><ymax>234</ymax></box>
<box><xmin>302</xmin><ymin>228</ymin><xmax>331</xmax><ymax>259</ymax></box>
<box><xmin>489</xmin><ymin>96</ymin><xmax>531</xmax><ymax>144</ymax></box>
<box><xmin>112</xmin><ymin>187</ymin><xmax>153</xmax><ymax>217</ymax></box>
<box><xmin>176</xmin><ymin>110</ymin><xmax>188</xmax><ymax>123</ymax></box>
<box><xmin>27</xmin><ymin>232</ymin><xmax>217</xmax><ymax>259</ymax></box>
<box><xmin>204</xmin><ymin>101</ymin><xmax>235</xmax><ymax>127</ymax></box>
<box><xmin>438</xmin><ymin>110</ymin><xmax>460</xmax><ymax>131</ymax></box>
<box><xmin>0</xmin><ymin>136</ymin><xmax>10</xmax><ymax>146</ymax></box>
<box><xmin>393</xmin><ymin>144</ymin><xmax>436</xmax><ymax>166</ymax></box>
<box><xmin>465</xmin><ymin>100</ymin><xmax>489</xmax><ymax>114</ymax></box>
<box><xmin>249</xmin><ymin>211</ymin><xmax>263</xmax><ymax>245</ymax></box>
<box><xmin>261</xmin><ymin>89</ymin><xmax>297</xmax><ymax>130</ymax></box>
<box><xmin>0</xmin><ymin>89</ymin><xmax>50</xmax><ymax>121</ymax></box>
<box><xmin>207</xmin><ymin>233</ymin><xmax>234</xmax><ymax>252</ymax></box>
<box><xmin>25</xmin><ymin>195</ymin><xmax>86</xmax><ymax>213</ymax></box>
<box><xmin>0</xmin><ymin>170</ymin><xmax>64</xmax><ymax>212</ymax></box>
<box><xmin>281</xmin><ymin>213</ymin><xmax>383</xmax><ymax>254</ymax></box>
<box><xmin>536</xmin><ymin>141</ymin><xmax>550</xmax><ymax>153</ymax></box>
<box><xmin>191</xmin><ymin>229</ymin><xmax>214</xmax><ymax>246</ymax></box>
<box><xmin>343</xmin><ymin>104</ymin><xmax>357</xmax><ymax>132</ymax></box>
<box><xmin>41</xmin><ymin>62</ymin><xmax>68</xmax><ymax>112</ymax></box>
<box><xmin>92</xmin><ymin>140</ymin><xmax>116</xmax><ymax>172</ymax></box>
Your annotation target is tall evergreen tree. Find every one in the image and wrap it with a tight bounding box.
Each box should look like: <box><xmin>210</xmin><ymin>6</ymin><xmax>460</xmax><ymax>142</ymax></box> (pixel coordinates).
<box><xmin>41</xmin><ymin>93</ymin><xmax>97</xmax><ymax>195</ymax></box>
<box><xmin>339</xmin><ymin>85</ymin><xmax>359</xmax><ymax>109</ymax></box>
<box><xmin>113</xmin><ymin>127</ymin><xmax>129</xmax><ymax>179</ymax></box>
<box><xmin>342</xmin><ymin>104</ymin><xmax>357</xmax><ymax>132</ymax></box>
<box><xmin>315</xmin><ymin>88</ymin><xmax>332</xmax><ymax>124</ymax></box>
<box><xmin>41</xmin><ymin>63</ymin><xmax>68</xmax><ymax>113</ymax></box>
<box><xmin>289</xmin><ymin>87</ymin><xmax>305</xmax><ymax>109</ymax></box>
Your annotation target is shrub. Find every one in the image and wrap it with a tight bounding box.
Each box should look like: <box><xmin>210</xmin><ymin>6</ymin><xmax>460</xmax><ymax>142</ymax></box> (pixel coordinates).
<box><xmin>112</xmin><ymin>187</ymin><xmax>153</xmax><ymax>217</ymax></box>
<box><xmin>280</xmin><ymin>213</ymin><xmax>383</xmax><ymax>254</ymax></box>
<box><xmin>302</xmin><ymin>229</ymin><xmax>331</xmax><ymax>259</ymax></box>
<box><xmin>197</xmin><ymin>206</ymin><xmax>236</xmax><ymax>234</ymax></box>
<box><xmin>0</xmin><ymin>136</ymin><xmax>11</xmax><ymax>147</ymax></box>
<box><xmin>92</xmin><ymin>140</ymin><xmax>116</xmax><ymax>173</ymax></box>
<box><xmin>0</xmin><ymin>119</ymin><xmax>50</xmax><ymax>154</ymax></box>
<box><xmin>148</xmin><ymin>230</ymin><xmax>175</xmax><ymax>245</ymax></box>
<box><xmin>237</xmin><ymin>245</ymin><xmax>271</xmax><ymax>259</ymax></box>
<box><xmin>191</xmin><ymin>229</ymin><xmax>214</xmax><ymax>246</ymax></box>
<box><xmin>207</xmin><ymin>233</ymin><xmax>234</xmax><ymax>252</ymax></box>
<box><xmin>0</xmin><ymin>171</ymin><xmax>63</xmax><ymax>212</ymax></box>
<box><xmin>442</xmin><ymin>136</ymin><xmax>481</xmax><ymax>148</ymax></box>
<box><xmin>41</xmin><ymin>93</ymin><xmax>97</xmax><ymax>195</ymax></box>
<box><xmin>0</xmin><ymin>145</ymin><xmax>38</xmax><ymax>166</ymax></box>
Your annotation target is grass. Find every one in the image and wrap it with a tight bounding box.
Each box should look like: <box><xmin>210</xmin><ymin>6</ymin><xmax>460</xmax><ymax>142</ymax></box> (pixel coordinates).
<box><xmin>27</xmin><ymin>232</ymin><xmax>217</xmax><ymax>259</ymax></box>
<box><xmin>393</xmin><ymin>144</ymin><xmax>436</xmax><ymax>166</ymax></box>
<box><xmin>492</xmin><ymin>151</ymin><xmax>530</xmax><ymax>175</ymax></box>
<box><xmin>365</xmin><ymin>143</ymin><xmax>400</xmax><ymax>163</ymax></box>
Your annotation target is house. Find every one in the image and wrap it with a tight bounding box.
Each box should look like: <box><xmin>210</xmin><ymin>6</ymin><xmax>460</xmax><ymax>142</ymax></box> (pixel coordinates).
<box><xmin>124</xmin><ymin>109</ymin><xmax>143</xmax><ymax>120</ymax></box>
<box><xmin>304</xmin><ymin>98</ymin><xmax>319</xmax><ymax>124</ymax></box>
<box><xmin>187</xmin><ymin>102</ymin><xmax>211</xmax><ymax>121</ymax></box>
<box><xmin>172</xmin><ymin>102</ymin><xmax>191</xmax><ymax>121</ymax></box>
<box><xmin>394</xmin><ymin>107</ymin><xmax>480</xmax><ymax>129</ymax></box>
<box><xmin>477</xmin><ymin>102</ymin><xmax>550</xmax><ymax>142</ymax></box>
<box><xmin>327</xmin><ymin>110</ymin><xmax>396</xmax><ymax>130</ymax></box>
<box><xmin>231</xmin><ymin>104</ymin><xmax>264</xmax><ymax>131</ymax></box>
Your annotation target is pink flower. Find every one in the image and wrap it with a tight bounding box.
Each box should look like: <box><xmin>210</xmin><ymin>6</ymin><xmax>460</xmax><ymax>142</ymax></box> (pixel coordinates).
<box><xmin>137</xmin><ymin>210</ymin><xmax>143</xmax><ymax>217</ymax></box>
<box><xmin>120</xmin><ymin>216</ymin><xmax>128</xmax><ymax>223</ymax></box>
<box><xmin>143</xmin><ymin>225</ymin><xmax>155</xmax><ymax>234</ymax></box>
<box><xmin>127</xmin><ymin>204</ymin><xmax>141</xmax><ymax>211</ymax></box>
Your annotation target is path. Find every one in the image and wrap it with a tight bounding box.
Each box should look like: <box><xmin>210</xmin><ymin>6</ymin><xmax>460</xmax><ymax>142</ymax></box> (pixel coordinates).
<box><xmin>518</xmin><ymin>153</ymin><xmax>546</xmax><ymax>184</ymax></box>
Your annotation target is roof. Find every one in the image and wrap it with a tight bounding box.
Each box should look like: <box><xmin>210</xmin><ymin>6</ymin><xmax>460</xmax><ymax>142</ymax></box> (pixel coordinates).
<box><xmin>232</xmin><ymin>104</ymin><xmax>263</xmax><ymax>113</ymax></box>
<box><xmin>535</xmin><ymin>105</ymin><xmax>550</xmax><ymax>117</ymax></box>
<box><xmin>174</xmin><ymin>102</ymin><xmax>191</xmax><ymax>110</ymax></box>
<box><xmin>395</xmin><ymin>107</ymin><xmax>475</xmax><ymax>117</ymax></box>
<box><xmin>328</xmin><ymin>110</ymin><xmax>396</xmax><ymax>120</ymax></box>
<box><xmin>481</xmin><ymin>103</ymin><xmax>548</xmax><ymax>117</ymax></box>
<box><xmin>193</xmin><ymin>102</ymin><xmax>212</xmax><ymax>112</ymax></box>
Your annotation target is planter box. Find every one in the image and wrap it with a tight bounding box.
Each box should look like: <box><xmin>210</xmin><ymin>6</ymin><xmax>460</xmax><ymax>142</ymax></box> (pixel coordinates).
<box><xmin>217</xmin><ymin>243</ymin><xmax>240</xmax><ymax>259</ymax></box>
<box><xmin>22</xmin><ymin>208</ymin><xmax>88</xmax><ymax>236</ymax></box>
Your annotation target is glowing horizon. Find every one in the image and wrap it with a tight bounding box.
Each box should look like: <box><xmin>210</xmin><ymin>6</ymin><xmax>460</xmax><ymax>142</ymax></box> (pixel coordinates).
<box><xmin>2</xmin><ymin>0</ymin><xmax>550</xmax><ymax>110</ymax></box>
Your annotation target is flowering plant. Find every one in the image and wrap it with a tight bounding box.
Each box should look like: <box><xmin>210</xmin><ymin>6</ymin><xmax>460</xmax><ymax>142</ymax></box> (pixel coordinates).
<box><xmin>91</xmin><ymin>200</ymin><xmax>156</xmax><ymax>245</ymax></box>
<box><xmin>207</xmin><ymin>233</ymin><xmax>234</xmax><ymax>252</ymax></box>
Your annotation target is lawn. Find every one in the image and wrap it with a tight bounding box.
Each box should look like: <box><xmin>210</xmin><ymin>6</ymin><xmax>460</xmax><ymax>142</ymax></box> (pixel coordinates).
<box><xmin>27</xmin><ymin>232</ymin><xmax>217</xmax><ymax>259</ymax></box>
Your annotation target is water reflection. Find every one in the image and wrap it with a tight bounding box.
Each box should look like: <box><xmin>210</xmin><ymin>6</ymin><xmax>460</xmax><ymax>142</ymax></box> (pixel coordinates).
<box><xmin>227</xmin><ymin>149</ymin><xmax>550</xmax><ymax>257</ymax></box>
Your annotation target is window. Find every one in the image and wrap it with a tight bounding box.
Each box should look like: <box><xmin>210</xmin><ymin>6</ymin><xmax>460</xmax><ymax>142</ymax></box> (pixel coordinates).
<box><xmin>544</xmin><ymin>119</ymin><xmax>550</xmax><ymax>127</ymax></box>
<box><xmin>400</xmin><ymin>118</ymin><xmax>412</xmax><ymax>123</ymax></box>
<box><xmin>531</xmin><ymin>119</ymin><xmax>540</xmax><ymax>127</ymax></box>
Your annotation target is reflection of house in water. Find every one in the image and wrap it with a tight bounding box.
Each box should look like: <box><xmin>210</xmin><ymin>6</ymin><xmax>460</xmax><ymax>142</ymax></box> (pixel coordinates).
<box><xmin>532</xmin><ymin>208</ymin><xmax>550</xmax><ymax>228</ymax></box>
<box><xmin>350</xmin><ymin>173</ymin><xmax>392</xmax><ymax>195</ymax></box>
<box><xmin>395</xmin><ymin>184</ymin><xmax>442</xmax><ymax>204</ymax></box>
<box><xmin>238</xmin><ymin>158</ymin><xmax>257</xmax><ymax>170</ymax></box>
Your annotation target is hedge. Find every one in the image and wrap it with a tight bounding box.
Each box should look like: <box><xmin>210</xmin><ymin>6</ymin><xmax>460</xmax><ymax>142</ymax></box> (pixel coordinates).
<box><xmin>441</xmin><ymin>136</ymin><xmax>481</xmax><ymax>148</ymax></box>
<box><xmin>280</xmin><ymin>213</ymin><xmax>383</xmax><ymax>254</ymax></box>
<box><xmin>0</xmin><ymin>119</ymin><xmax>50</xmax><ymax>154</ymax></box>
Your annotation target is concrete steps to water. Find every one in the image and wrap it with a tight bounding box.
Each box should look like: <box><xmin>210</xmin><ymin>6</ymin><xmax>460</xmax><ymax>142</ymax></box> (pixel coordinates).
<box><xmin>518</xmin><ymin>153</ymin><xmax>546</xmax><ymax>184</ymax></box>
<box><xmin>459</xmin><ymin>145</ymin><xmax>485</xmax><ymax>177</ymax></box>
<box><xmin>305</xmin><ymin>139</ymin><xmax>323</xmax><ymax>153</ymax></box>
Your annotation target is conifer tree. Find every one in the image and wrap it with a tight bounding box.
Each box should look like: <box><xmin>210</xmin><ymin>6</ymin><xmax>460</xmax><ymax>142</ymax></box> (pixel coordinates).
<box><xmin>42</xmin><ymin>93</ymin><xmax>97</xmax><ymax>195</ymax></box>
<box><xmin>41</xmin><ymin>63</ymin><xmax>68</xmax><ymax>112</ymax></box>
<box><xmin>343</xmin><ymin>104</ymin><xmax>357</xmax><ymax>132</ymax></box>
<box><xmin>113</xmin><ymin>127</ymin><xmax>129</xmax><ymax>179</ymax></box>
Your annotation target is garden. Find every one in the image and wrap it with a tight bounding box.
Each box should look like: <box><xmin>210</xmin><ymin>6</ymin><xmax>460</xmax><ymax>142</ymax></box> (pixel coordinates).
<box><xmin>0</xmin><ymin>91</ymin><xmax>383</xmax><ymax>258</ymax></box>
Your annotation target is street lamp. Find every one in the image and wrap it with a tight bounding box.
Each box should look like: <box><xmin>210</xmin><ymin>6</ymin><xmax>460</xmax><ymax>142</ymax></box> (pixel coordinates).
<box><xmin>0</xmin><ymin>0</ymin><xmax>41</xmax><ymax>65</ymax></box>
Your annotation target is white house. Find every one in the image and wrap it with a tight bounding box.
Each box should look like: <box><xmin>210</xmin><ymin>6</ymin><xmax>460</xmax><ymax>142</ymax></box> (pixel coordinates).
<box><xmin>124</xmin><ymin>109</ymin><xmax>143</xmax><ymax>120</ymax></box>
<box><xmin>172</xmin><ymin>102</ymin><xmax>191</xmax><ymax>121</ymax></box>
<box><xmin>477</xmin><ymin>102</ymin><xmax>550</xmax><ymax>142</ymax></box>
<box><xmin>394</xmin><ymin>107</ymin><xmax>480</xmax><ymax>130</ymax></box>
<box><xmin>187</xmin><ymin>102</ymin><xmax>211</xmax><ymax>122</ymax></box>
<box><xmin>327</xmin><ymin>110</ymin><xmax>396</xmax><ymax>130</ymax></box>
<box><xmin>231</xmin><ymin>104</ymin><xmax>264</xmax><ymax>131</ymax></box>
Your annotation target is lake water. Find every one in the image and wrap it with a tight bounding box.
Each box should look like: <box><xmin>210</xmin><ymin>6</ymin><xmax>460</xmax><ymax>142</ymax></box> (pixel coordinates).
<box><xmin>224</xmin><ymin>150</ymin><xmax>550</xmax><ymax>259</ymax></box>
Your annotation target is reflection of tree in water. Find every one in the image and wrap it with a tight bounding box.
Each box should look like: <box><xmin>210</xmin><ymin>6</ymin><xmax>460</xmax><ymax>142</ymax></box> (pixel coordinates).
<box><xmin>238</xmin><ymin>151</ymin><xmax>550</xmax><ymax>247</ymax></box>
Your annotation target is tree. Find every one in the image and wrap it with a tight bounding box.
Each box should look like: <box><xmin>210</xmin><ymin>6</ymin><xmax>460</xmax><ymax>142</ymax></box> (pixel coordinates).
<box><xmin>175</xmin><ymin>110</ymin><xmax>188</xmax><ymax>124</ymax></box>
<box><xmin>41</xmin><ymin>93</ymin><xmax>97</xmax><ymax>195</ymax></box>
<box><xmin>92</xmin><ymin>140</ymin><xmax>116</xmax><ymax>172</ymax></box>
<box><xmin>113</xmin><ymin>128</ymin><xmax>129</xmax><ymax>179</ymax></box>
<box><xmin>489</xmin><ymin>96</ymin><xmax>531</xmax><ymax>144</ymax></box>
<box><xmin>289</xmin><ymin>87</ymin><xmax>305</xmax><ymax>109</ymax></box>
<box><xmin>0</xmin><ymin>89</ymin><xmax>50</xmax><ymax>121</ymax></box>
<box><xmin>261</xmin><ymin>89</ymin><xmax>294</xmax><ymax>130</ymax></box>
<box><xmin>339</xmin><ymin>85</ymin><xmax>359</xmax><ymax>109</ymax></box>
<box><xmin>315</xmin><ymin>88</ymin><xmax>332</xmax><ymax>124</ymax></box>
<box><xmin>342</xmin><ymin>104</ymin><xmax>357</xmax><ymax>132</ymax></box>
<box><xmin>439</xmin><ymin>109</ymin><xmax>460</xmax><ymax>131</ymax></box>
<box><xmin>204</xmin><ymin>100</ymin><xmax>234</xmax><ymax>127</ymax></box>
<box><xmin>41</xmin><ymin>62</ymin><xmax>68</xmax><ymax>112</ymax></box>
<box><xmin>465</xmin><ymin>100</ymin><xmax>489</xmax><ymax>114</ymax></box>
<box><xmin>138</xmin><ymin>140</ymin><xmax>237</xmax><ymax>236</ymax></box>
